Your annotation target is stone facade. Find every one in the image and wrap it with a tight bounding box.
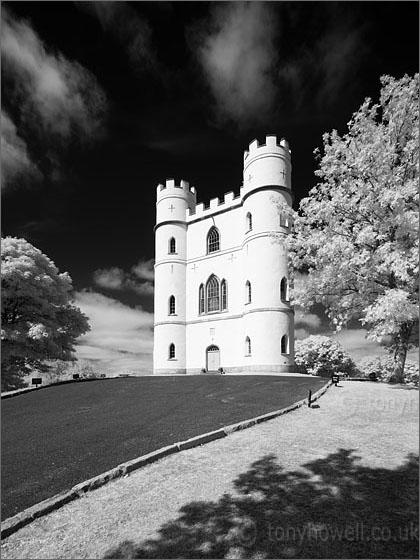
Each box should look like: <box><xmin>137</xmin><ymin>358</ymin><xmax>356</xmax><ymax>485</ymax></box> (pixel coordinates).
<box><xmin>153</xmin><ymin>135</ymin><xmax>294</xmax><ymax>374</ymax></box>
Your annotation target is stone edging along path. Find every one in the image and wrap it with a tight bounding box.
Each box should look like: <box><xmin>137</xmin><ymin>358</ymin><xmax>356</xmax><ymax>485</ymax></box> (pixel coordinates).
<box><xmin>1</xmin><ymin>380</ymin><xmax>332</xmax><ymax>539</ymax></box>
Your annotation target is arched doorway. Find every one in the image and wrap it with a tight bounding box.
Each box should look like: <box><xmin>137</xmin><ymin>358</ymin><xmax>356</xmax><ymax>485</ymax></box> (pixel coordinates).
<box><xmin>206</xmin><ymin>345</ymin><xmax>220</xmax><ymax>372</ymax></box>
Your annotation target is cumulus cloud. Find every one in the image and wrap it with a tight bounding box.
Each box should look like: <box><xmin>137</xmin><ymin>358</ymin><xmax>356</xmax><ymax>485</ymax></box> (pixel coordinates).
<box><xmin>295</xmin><ymin>308</ymin><xmax>322</xmax><ymax>330</ymax></box>
<box><xmin>1</xmin><ymin>110</ymin><xmax>42</xmax><ymax>190</ymax></box>
<box><xmin>126</xmin><ymin>279</ymin><xmax>154</xmax><ymax>296</ymax></box>
<box><xmin>79</xmin><ymin>1</ymin><xmax>155</xmax><ymax>71</ymax></box>
<box><xmin>93</xmin><ymin>259</ymin><xmax>154</xmax><ymax>296</ymax></box>
<box><xmin>191</xmin><ymin>2</ymin><xmax>279</xmax><ymax>127</ymax></box>
<box><xmin>1</xmin><ymin>6</ymin><xmax>107</xmax><ymax>143</ymax></box>
<box><xmin>132</xmin><ymin>258</ymin><xmax>155</xmax><ymax>281</ymax></box>
<box><xmin>295</xmin><ymin>328</ymin><xmax>310</xmax><ymax>341</ymax></box>
<box><xmin>93</xmin><ymin>267</ymin><xmax>125</xmax><ymax>290</ymax></box>
<box><xmin>74</xmin><ymin>290</ymin><xmax>153</xmax><ymax>374</ymax></box>
<box><xmin>294</xmin><ymin>306</ymin><xmax>324</xmax><ymax>341</ymax></box>
<box><xmin>330</xmin><ymin>328</ymin><xmax>396</xmax><ymax>363</ymax></box>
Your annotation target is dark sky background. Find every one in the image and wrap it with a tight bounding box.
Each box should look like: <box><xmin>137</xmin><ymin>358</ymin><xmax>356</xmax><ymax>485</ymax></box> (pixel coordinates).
<box><xmin>2</xmin><ymin>1</ymin><xmax>418</xmax><ymax>373</ymax></box>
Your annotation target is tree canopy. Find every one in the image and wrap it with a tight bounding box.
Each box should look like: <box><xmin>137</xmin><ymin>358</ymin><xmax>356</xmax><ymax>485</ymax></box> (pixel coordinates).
<box><xmin>290</xmin><ymin>74</ymin><xmax>419</xmax><ymax>381</ymax></box>
<box><xmin>1</xmin><ymin>237</ymin><xmax>90</xmax><ymax>390</ymax></box>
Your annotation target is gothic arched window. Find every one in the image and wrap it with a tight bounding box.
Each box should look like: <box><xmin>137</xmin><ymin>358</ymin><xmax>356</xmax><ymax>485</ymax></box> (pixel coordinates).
<box><xmin>199</xmin><ymin>284</ymin><xmax>205</xmax><ymax>314</ymax></box>
<box><xmin>169</xmin><ymin>237</ymin><xmax>176</xmax><ymax>254</ymax></box>
<box><xmin>169</xmin><ymin>295</ymin><xmax>176</xmax><ymax>315</ymax></box>
<box><xmin>281</xmin><ymin>335</ymin><xmax>289</xmax><ymax>354</ymax></box>
<box><xmin>207</xmin><ymin>275</ymin><xmax>220</xmax><ymax>312</ymax></box>
<box><xmin>245</xmin><ymin>336</ymin><xmax>251</xmax><ymax>355</ymax></box>
<box><xmin>245</xmin><ymin>280</ymin><xmax>252</xmax><ymax>304</ymax></box>
<box><xmin>207</xmin><ymin>227</ymin><xmax>220</xmax><ymax>253</ymax></box>
<box><xmin>169</xmin><ymin>343</ymin><xmax>176</xmax><ymax>359</ymax></box>
<box><xmin>246</xmin><ymin>212</ymin><xmax>252</xmax><ymax>231</ymax></box>
<box><xmin>280</xmin><ymin>277</ymin><xmax>288</xmax><ymax>301</ymax></box>
<box><xmin>221</xmin><ymin>279</ymin><xmax>228</xmax><ymax>310</ymax></box>
<box><xmin>280</xmin><ymin>214</ymin><xmax>289</xmax><ymax>228</ymax></box>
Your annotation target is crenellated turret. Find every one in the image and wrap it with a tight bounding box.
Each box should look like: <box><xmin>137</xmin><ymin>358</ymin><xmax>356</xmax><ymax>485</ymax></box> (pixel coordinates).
<box><xmin>154</xmin><ymin>178</ymin><xmax>195</xmax><ymax>374</ymax></box>
<box><xmin>156</xmin><ymin>179</ymin><xmax>196</xmax><ymax>225</ymax></box>
<box><xmin>241</xmin><ymin>134</ymin><xmax>294</xmax><ymax>371</ymax></box>
<box><xmin>242</xmin><ymin>135</ymin><xmax>292</xmax><ymax>197</ymax></box>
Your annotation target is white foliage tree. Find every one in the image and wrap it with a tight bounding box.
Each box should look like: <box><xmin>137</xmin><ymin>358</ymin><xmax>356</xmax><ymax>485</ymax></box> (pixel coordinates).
<box><xmin>290</xmin><ymin>74</ymin><xmax>419</xmax><ymax>382</ymax></box>
<box><xmin>1</xmin><ymin>237</ymin><xmax>90</xmax><ymax>390</ymax></box>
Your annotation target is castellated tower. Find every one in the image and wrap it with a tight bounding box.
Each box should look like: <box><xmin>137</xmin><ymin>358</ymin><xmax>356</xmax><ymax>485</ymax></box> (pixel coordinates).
<box><xmin>153</xmin><ymin>135</ymin><xmax>294</xmax><ymax>375</ymax></box>
<box><xmin>154</xmin><ymin>179</ymin><xmax>197</xmax><ymax>374</ymax></box>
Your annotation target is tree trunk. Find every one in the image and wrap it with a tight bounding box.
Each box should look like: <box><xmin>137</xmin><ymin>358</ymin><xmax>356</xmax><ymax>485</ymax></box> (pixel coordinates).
<box><xmin>390</xmin><ymin>323</ymin><xmax>413</xmax><ymax>383</ymax></box>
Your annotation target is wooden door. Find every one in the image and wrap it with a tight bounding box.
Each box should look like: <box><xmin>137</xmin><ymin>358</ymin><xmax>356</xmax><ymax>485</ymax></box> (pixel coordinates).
<box><xmin>207</xmin><ymin>345</ymin><xmax>220</xmax><ymax>371</ymax></box>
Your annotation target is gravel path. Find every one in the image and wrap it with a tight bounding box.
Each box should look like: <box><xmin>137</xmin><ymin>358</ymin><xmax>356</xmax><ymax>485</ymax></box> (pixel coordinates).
<box><xmin>2</xmin><ymin>381</ymin><xmax>418</xmax><ymax>559</ymax></box>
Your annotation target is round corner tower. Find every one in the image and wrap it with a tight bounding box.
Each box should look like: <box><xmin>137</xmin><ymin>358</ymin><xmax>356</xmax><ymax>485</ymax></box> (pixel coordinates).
<box><xmin>241</xmin><ymin>134</ymin><xmax>294</xmax><ymax>372</ymax></box>
<box><xmin>153</xmin><ymin>179</ymin><xmax>196</xmax><ymax>374</ymax></box>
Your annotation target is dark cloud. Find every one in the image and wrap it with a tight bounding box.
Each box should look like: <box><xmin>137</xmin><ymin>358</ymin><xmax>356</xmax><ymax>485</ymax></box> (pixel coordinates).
<box><xmin>277</xmin><ymin>5</ymin><xmax>369</xmax><ymax>113</ymax></box>
<box><xmin>78</xmin><ymin>1</ymin><xmax>156</xmax><ymax>72</ymax></box>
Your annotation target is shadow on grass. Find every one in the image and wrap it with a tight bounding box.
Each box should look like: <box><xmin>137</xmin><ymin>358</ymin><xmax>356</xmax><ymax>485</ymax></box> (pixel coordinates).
<box><xmin>103</xmin><ymin>449</ymin><xmax>418</xmax><ymax>559</ymax></box>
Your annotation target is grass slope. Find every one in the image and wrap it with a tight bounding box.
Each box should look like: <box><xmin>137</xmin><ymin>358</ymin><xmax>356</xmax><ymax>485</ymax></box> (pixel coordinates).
<box><xmin>1</xmin><ymin>375</ymin><xmax>325</xmax><ymax>520</ymax></box>
<box><xmin>1</xmin><ymin>382</ymin><xmax>418</xmax><ymax>559</ymax></box>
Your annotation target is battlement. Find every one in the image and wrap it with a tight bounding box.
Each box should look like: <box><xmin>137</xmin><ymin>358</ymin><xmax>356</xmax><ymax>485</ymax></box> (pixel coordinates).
<box><xmin>156</xmin><ymin>179</ymin><xmax>196</xmax><ymax>197</ymax></box>
<box><xmin>187</xmin><ymin>189</ymin><xmax>242</xmax><ymax>220</ymax></box>
<box><xmin>243</xmin><ymin>135</ymin><xmax>290</xmax><ymax>163</ymax></box>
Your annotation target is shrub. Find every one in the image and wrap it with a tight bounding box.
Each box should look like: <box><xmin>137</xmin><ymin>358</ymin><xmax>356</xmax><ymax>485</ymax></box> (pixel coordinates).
<box><xmin>295</xmin><ymin>335</ymin><xmax>356</xmax><ymax>377</ymax></box>
<box><xmin>402</xmin><ymin>361</ymin><xmax>419</xmax><ymax>386</ymax></box>
<box><xmin>355</xmin><ymin>356</ymin><xmax>386</xmax><ymax>379</ymax></box>
<box><xmin>25</xmin><ymin>359</ymin><xmax>100</xmax><ymax>387</ymax></box>
<box><xmin>356</xmin><ymin>356</ymin><xmax>419</xmax><ymax>385</ymax></box>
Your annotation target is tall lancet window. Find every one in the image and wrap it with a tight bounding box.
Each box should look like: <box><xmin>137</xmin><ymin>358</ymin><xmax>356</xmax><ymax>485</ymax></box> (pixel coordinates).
<box><xmin>221</xmin><ymin>279</ymin><xmax>228</xmax><ymax>310</ymax></box>
<box><xmin>169</xmin><ymin>237</ymin><xmax>176</xmax><ymax>254</ymax></box>
<box><xmin>207</xmin><ymin>227</ymin><xmax>220</xmax><ymax>253</ymax></box>
<box><xmin>245</xmin><ymin>280</ymin><xmax>252</xmax><ymax>304</ymax></box>
<box><xmin>246</xmin><ymin>212</ymin><xmax>252</xmax><ymax>231</ymax></box>
<box><xmin>169</xmin><ymin>295</ymin><xmax>176</xmax><ymax>315</ymax></box>
<box><xmin>245</xmin><ymin>336</ymin><xmax>251</xmax><ymax>355</ymax></box>
<box><xmin>280</xmin><ymin>214</ymin><xmax>289</xmax><ymax>228</ymax></box>
<box><xmin>199</xmin><ymin>284</ymin><xmax>205</xmax><ymax>314</ymax></box>
<box><xmin>281</xmin><ymin>335</ymin><xmax>289</xmax><ymax>354</ymax></box>
<box><xmin>207</xmin><ymin>275</ymin><xmax>220</xmax><ymax>312</ymax></box>
<box><xmin>280</xmin><ymin>277</ymin><xmax>288</xmax><ymax>301</ymax></box>
<box><xmin>169</xmin><ymin>343</ymin><xmax>176</xmax><ymax>359</ymax></box>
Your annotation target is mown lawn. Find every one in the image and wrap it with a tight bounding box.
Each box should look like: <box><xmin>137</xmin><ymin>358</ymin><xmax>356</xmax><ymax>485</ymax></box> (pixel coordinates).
<box><xmin>1</xmin><ymin>375</ymin><xmax>326</xmax><ymax>520</ymax></box>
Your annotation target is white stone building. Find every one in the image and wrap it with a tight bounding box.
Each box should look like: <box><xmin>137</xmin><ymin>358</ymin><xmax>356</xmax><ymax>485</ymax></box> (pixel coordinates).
<box><xmin>153</xmin><ymin>134</ymin><xmax>294</xmax><ymax>374</ymax></box>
